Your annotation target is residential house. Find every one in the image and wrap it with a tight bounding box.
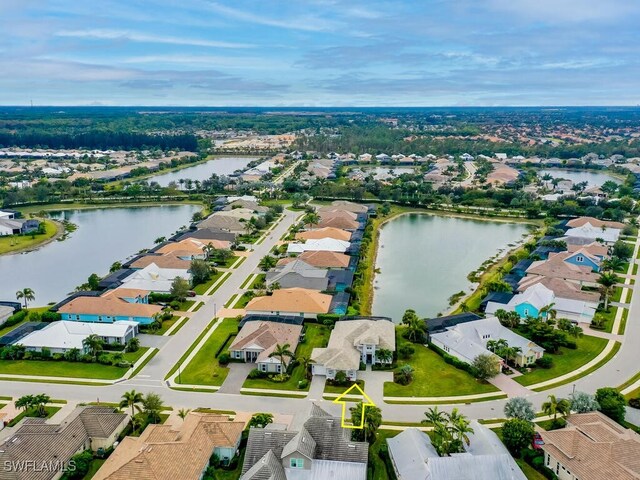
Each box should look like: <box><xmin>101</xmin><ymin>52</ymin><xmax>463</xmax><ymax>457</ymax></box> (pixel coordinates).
<box><xmin>129</xmin><ymin>254</ymin><xmax>191</xmax><ymax>270</ymax></box>
<box><xmin>0</xmin><ymin>406</ymin><xmax>129</xmax><ymax>480</ymax></box>
<box><xmin>0</xmin><ymin>217</ymin><xmax>40</xmax><ymax>236</ymax></box>
<box><xmin>540</xmin><ymin>412</ymin><xmax>640</xmax><ymax>480</ymax></box>
<box><xmin>311</xmin><ymin>318</ymin><xmax>395</xmax><ymax>381</ymax></box>
<box><xmin>120</xmin><ymin>263</ymin><xmax>190</xmax><ymax>294</ymax></box>
<box><xmin>266</xmin><ymin>259</ymin><xmax>329</xmax><ymax>291</ymax></box>
<box><xmin>179</xmin><ymin>227</ymin><xmax>237</xmax><ymax>244</ymax></box>
<box><xmin>429</xmin><ymin>317</ymin><xmax>544</xmax><ymax>367</ymax></box>
<box><xmin>229</xmin><ymin>320</ymin><xmax>302</xmax><ymax>373</ymax></box>
<box><xmin>517</xmin><ymin>276</ymin><xmax>601</xmax><ymax>304</ymax></box>
<box><xmin>224</xmin><ymin>199</ymin><xmax>269</xmax><ymax>214</ymax></box>
<box><xmin>387</xmin><ymin>424</ymin><xmax>526</xmax><ymax>480</ymax></box>
<box><xmin>0</xmin><ymin>305</ymin><xmax>13</xmax><ymax>326</ymax></box>
<box><xmin>94</xmin><ymin>413</ymin><xmax>245</xmax><ymax>480</ymax></box>
<box><xmin>560</xmin><ymin>247</ymin><xmax>602</xmax><ymax>272</ymax></box>
<box><xmin>241</xmin><ymin>404</ymin><xmax>368</xmax><ymax>480</ymax></box>
<box><xmin>564</xmin><ymin>223</ymin><xmax>621</xmax><ymax>245</ymax></box>
<box><xmin>58</xmin><ymin>293</ymin><xmax>162</xmax><ymax>325</ymax></box>
<box><xmin>214</xmin><ymin>207</ymin><xmax>256</xmax><ymax>222</ymax></box>
<box><xmin>318</xmin><ymin>201</ymin><xmax>369</xmax><ymax>214</ymax></box>
<box><xmin>198</xmin><ymin>214</ymin><xmax>248</xmax><ymax>234</ymax></box>
<box><xmin>525</xmin><ymin>253</ymin><xmax>599</xmax><ymax>286</ymax></box>
<box><xmin>566</xmin><ymin>241</ymin><xmax>608</xmax><ymax>259</ymax></box>
<box><xmin>287</xmin><ymin>238</ymin><xmax>351</xmax><ymax>254</ymax></box>
<box><xmin>277</xmin><ymin>251</ymin><xmax>352</xmax><ymax>269</ymax></box>
<box><xmin>487</xmin><ymin>282</ymin><xmax>598</xmax><ymax>323</ymax></box>
<box><xmin>566</xmin><ymin>217</ymin><xmax>625</xmax><ymax>230</ymax></box>
<box><xmin>295</xmin><ymin>227</ymin><xmax>352</xmax><ymax>242</ymax></box>
<box><xmin>315</xmin><ymin>210</ymin><xmax>360</xmax><ymax>230</ymax></box>
<box><xmin>155</xmin><ymin>238</ymin><xmax>208</xmax><ymax>260</ymax></box>
<box><xmin>15</xmin><ymin>320</ymin><xmax>138</xmax><ymax>354</ymax></box>
<box><xmin>245</xmin><ymin>288</ymin><xmax>332</xmax><ymax>319</ymax></box>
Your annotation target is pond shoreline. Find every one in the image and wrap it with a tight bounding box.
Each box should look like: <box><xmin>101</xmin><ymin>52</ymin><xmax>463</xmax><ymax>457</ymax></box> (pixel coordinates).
<box><xmin>368</xmin><ymin>208</ymin><xmax>536</xmax><ymax>318</ymax></box>
<box><xmin>0</xmin><ymin>219</ymin><xmax>65</xmax><ymax>257</ymax></box>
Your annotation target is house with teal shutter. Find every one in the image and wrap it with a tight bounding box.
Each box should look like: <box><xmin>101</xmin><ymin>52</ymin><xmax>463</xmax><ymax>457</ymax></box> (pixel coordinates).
<box><xmin>563</xmin><ymin>248</ymin><xmax>602</xmax><ymax>272</ymax></box>
<box><xmin>486</xmin><ymin>283</ymin><xmax>555</xmax><ymax>319</ymax></box>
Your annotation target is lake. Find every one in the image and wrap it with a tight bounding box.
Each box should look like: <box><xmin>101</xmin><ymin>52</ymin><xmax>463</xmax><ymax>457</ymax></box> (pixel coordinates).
<box><xmin>149</xmin><ymin>156</ymin><xmax>256</xmax><ymax>187</ymax></box>
<box><xmin>371</xmin><ymin>213</ymin><xmax>530</xmax><ymax>321</ymax></box>
<box><xmin>537</xmin><ymin>168</ymin><xmax>621</xmax><ymax>186</ymax></box>
<box><xmin>0</xmin><ymin>204</ymin><xmax>200</xmax><ymax>306</ymax></box>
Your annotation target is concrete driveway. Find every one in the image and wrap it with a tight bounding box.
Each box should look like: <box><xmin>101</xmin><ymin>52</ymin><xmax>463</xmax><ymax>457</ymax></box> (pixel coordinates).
<box><xmin>218</xmin><ymin>363</ymin><xmax>254</xmax><ymax>394</ymax></box>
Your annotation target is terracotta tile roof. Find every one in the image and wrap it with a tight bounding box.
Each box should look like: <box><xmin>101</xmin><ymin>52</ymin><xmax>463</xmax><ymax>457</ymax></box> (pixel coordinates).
<box><xmin>541</xmin><ymin>412</ymin><xmax>640</xmax><ymax>480</ymax></box>
<box><xmin>525</xmin><ymin>252</ymin><xmax>598</xmax><ymax>283</ymax></box>
<box><xmin>566</xmin><ymin>216</ymin><xmax>625</xmax><ymax>229</ymax></box>
<box><xmin>156</xmin><ymin>239</ymin><xmax>205</xmax><ymax>255</ymax></box>
<box><xmin>245</xmin><ymin>288</ymin><xmax>332</xmax><ymax>315</ymax></box>
<box><xmin>319</xmin><ymin>201</ymin><xmax>368</xmax><ymax>214</ymax></box>
<box><xmin>59</xmin><ymin>295</ymin><xmax>162</xmax><ymax>318</ymax></box>
<box><xmin>102</xmin><ymin>288</ymin><xmax>150</xmax><ymax>299</ymax></box>
<box><xmin>130</xmin><ymin>254</ymin><xmax>192</xmax><ymax>270</ymax></box>
<box><xmin>315</xmin><ymin>216</ymin><xmax>359</xmax><ymax>230</ymax></box>
<box><xmin>295</xmin><ymin>227</ymin><xmax>352</xmax><ymax>242</ymax></box>
<box><xmin>517</xmin><ymin>276</ymin><xmax>600</xmax><ymax>303</ymax></box>
<box><xmin>276</xmin><ymin>251</ymin><xmax>351</xmax><ymax>269</ymax></box>
<box><xmin>567</xmin><ymin>241</ymin><xmax>609</xmax><ymax>258</ymax></box>
<box><xmin>94</xmin><ymin>413</ymin><xmax>244</xmax><ymax>480</ymax></box>
<box><xmin>229</xmin><ymin>321</ymin><xmax>302</xmax><ymax>363</ymax></box>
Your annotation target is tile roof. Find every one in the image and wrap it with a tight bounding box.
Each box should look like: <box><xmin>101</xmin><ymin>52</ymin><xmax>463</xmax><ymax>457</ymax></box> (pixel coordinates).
<box><xmin>541</xmin><ymin>412</ymin><xmax>640</xmax><ymax>480</ymax></box>
<box><xmin>567</xmin><ymin>241</ymin><xmax>609</xmax><ymax>258</ymax></box>
<box><xmin>525</xmin><ymin>252</ymin><xmax>598</xmax><ymax>283</ymax></box>
<box><xmin>156</xmin><ymin>239</ymin><xmax>206</xmax><ymax>255</ymax></box>
<box><xmin>58</xmin><ymin>295</ymin><xmax>162</xmax><ymax>318</ymax></box>
<box><xmin>517</xmin><ymin>276</ymin><xmax>600</xmax><ymax>303</ymax></box>
<box><xmin>566</xmin><ymin>216</ymin><xmax>625</xmax><ymax>229</ymax></box>
<box><xmin>245</xmin><ymin>288</ymin><xmax>331</xmax><ymax>315</ymax></box>
<box><xmin>130</xmin><ymin>254</ymin><xmax>191</xmax><ymax>270</ymax></box>
<box><xmin>0</xmin><ymin>406</ymin><xmax>127</xmax><ymax>480</ymax></box>
<box><xmin>94</xmin><ymin>413</ymin><xmax>244</xmax><ymax>480</ymax></box>
<box><xmin>295</xmin><ymin>227</ymin><xmax>352</xmax><ymax>242</ymax></box>
<box><xmin>319</xmin><ymin>201</ymin><xmax>369</xmax><ymax>214</ymax></box>
<box><xmin>312</xmin><ymin>319</ymin><xmax>395</xmax><ymax>371</ymax></box>
<box><xmin>278</xmin><ymin>251</ymin><xmax>351</xmax><ymax>269</ymax></box>
<box><xmin>229</xmin><ymin>321</ymin><xmax>302</xmax><ymax>363</ymax></box>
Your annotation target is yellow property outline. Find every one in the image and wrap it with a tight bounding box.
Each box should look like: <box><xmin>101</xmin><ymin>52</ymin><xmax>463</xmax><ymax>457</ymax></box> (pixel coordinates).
<box><xmin>332</xmin><ymin>383</ymin><xmax>376</xmax><ymax>429</ymax></box>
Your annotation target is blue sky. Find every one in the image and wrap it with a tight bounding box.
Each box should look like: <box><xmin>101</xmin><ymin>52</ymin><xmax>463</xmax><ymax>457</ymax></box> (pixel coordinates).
<box><xmin>1</xmin><ymin>0</ymin><xmax>639</xmax><ymax>106</ymax></box>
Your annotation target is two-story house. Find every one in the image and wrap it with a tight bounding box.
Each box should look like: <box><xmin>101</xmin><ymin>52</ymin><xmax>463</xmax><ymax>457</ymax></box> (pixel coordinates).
<box><xmin>311</xmin><ymin>318</ymin><xmax>395</xmax><ymax>381</ymax></box>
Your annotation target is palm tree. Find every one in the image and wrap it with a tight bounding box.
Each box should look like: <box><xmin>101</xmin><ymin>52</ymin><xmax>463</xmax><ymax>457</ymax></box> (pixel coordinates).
<box><xmin>178</xmin><ymin>408</ymin><xmax>191</xmax><ymax>420</ymax></box>
<box><xmin>15</xmin><ymin>395</ymin><xmax>34</xmax><ymax>412</ymax></box>
<box><xmin>259</xmin><ymin>255</ymin><xmax>277</xmax><ymax>271</ymax></box>
<box><xmin>449</xmin><ymin>408</ymin><xmax>474</xmax><ymax>446</ymax></box>
<box><xmin>296</xmin><ymin>355</ymin><xmax>314</xmax><ymax>380</ymax></box>
<box><xmin>603</xmin><ymin>256</ymin><xmax>625</xmax><ymax>273</ymax></box>
<box><xmin>15</xmin><ymin>288</ymin><xmax>35</xmax><ymax>308</ymax></box>
<box><xmin>269</xmin><ymin>343</ymin><xmax>294</xmax><ymax>372</ymax></box>
<box><xmin>540</xmin><ymin>303</ymin><xmax>557</xmax><ymax>321</ymax></box>
<box><xmin>142</xmin><ymin>393</ymin><xmax>164</xmax><ymax>424</ymax></box>
<box><xmin>82</xmin><ymin>334</ymin><xmax>104</xmax><ymax>358</ymax></box>
<box><xmin>503</xmin><ymin>346</ymin><xmax>522</xmax><ymax>367</ymax></box>
<box><xmin>119</xmin><ymin>390</ymin><xmax>144</xmax><ymax>418</ymax></box>
<box><xmin>404</xmin><ymin>317</ymin><xmax>426</xmax><ymax>343</ymax></box>
<box><xmin>541</xmin><ymin>394</ymin><xmax>570</xmax><ymax>421</ymax></box>
<box><xmin>32</xmin><ymin>394</ymin><xmax>51</xmax><ymax>417</ymax></box>
<box><xmin>303</xmin><ymin>212</ymin><xmax>320</xmax><ymax>229</ymax></box>
<box><xmin>422</xmin><ymin>406</ymin><xmax>446</xmax><ymax>426</ymax></box>
<box><xmin>376</xmin><ymin>348</ymin><xmax>393</xmax><ymax>364</ymax></box>
<box><xmin>597</xmin><ymin>271</ymin><xmax>620</xmax><ymax>310</ymax></box>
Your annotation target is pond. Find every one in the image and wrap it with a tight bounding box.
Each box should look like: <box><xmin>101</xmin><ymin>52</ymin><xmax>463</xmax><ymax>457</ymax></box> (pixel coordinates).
<box><xmin>0</xmin><ymin>204</ymin><xmax>200</xmax><ymax>306</ymax></box>
<box><xmin>371</xmin><ymin>213</ymin><xmax>530</xmax><ymax>321</ymax></box>
<box><xmin>536</xmin><ymin>168</ymin><xmax>621</xmax><ymax>187</ymax></box>
<box><xmin>149</xmin><ymin>156</ymin><xmax>256</xmax><ymax>187</ymax></box>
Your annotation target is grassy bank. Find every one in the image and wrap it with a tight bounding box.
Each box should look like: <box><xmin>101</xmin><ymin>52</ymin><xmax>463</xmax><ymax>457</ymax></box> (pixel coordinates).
<box><xmin>0</xmin><ymin>219</ymin><xmax>60</xmax><ymax>255</ymax></box>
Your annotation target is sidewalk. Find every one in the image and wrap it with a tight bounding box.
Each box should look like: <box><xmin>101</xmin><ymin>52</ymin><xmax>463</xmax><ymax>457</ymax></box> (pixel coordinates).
<box><xmin>488</xmin><ymin>373</ymin><xmax>532</xmax><ymax>398</ymax></box>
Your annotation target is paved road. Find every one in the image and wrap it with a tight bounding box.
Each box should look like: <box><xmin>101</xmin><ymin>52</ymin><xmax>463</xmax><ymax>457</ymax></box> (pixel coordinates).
<box><xmin>136</xmin><ymin>208</ymin><xmax>302</xmax><ymax>382</ymax></box>
<box><xmin>1</xmin><ymin>216</ymin><xmax>639</xmax><ymax>425</ymax></box>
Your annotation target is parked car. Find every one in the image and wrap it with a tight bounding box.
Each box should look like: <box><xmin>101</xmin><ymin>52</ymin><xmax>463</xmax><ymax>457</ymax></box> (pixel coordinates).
<box><xmin>532</xmin><ymin>432</ymin><xmax>544</xmax><ymax>450</ymax></box>
<box><xmin>187</xmin><ymin>291</ymin><xmax>197</xmax><ymax>297</ymax></box>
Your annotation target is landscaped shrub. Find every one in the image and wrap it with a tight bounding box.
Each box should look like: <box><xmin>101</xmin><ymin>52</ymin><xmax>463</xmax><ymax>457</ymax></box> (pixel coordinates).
<box><xmin>549</xmin><ymin>418</ymin><xmax>567</xmax><ymax>430</ymax></box>
<box><xmin>248</xmin><ymin>368</ymin><xmax>266</xmax><ymax>379</ymax></box>
<box><xmin>535</xmin><ymin>357</ymin><xmax>554</xmax><ymax>369</ymax></box>
<box><xmin>169</xmin><ymin>300</ymin><xmax>181</xmax><ymax>310</ymax></box>
<box><xmin>218</xmin><ymin>353</ymin><xmax>230</xmax><ymax>366</ymax></box>
<box><xmin>97</xmin><ymin>354</ymin><xmax>112</xmax><ymax>365</ymax></box>
<box><xmin>3</xmin><ymin>310</ymin><xmax>27</xmax><ymax>328</ymax></box>
<box><xmin>28</xmin><ymin>311</ymin><xmax>42</xmax><ymax>322</ymax></box>
<box><xmin>149</xmin><ymin>293</ymin><xmax>173</xmax><ymax>303</ymax></box>
<box><xmin>398</xmin><ymin>343</ymin><xmax>415</xmax><ymax>359</ymax></box>
<box><xmin>317</xmin><ymin>314</ymin><xmax>341</xmax><ymax>325</ymax></box>
<box><xmin>52</xmin><ymin>353</ymin><xmax>64</xmax><ymax>361</ymax></box>
<box><xmin>433</xmin><ymin>345</ymin><xmax>478</xmax><ymax>377</ymax></box>
<box><xmin>41</xmin><ymin>311</ymin><xmax>61</xmax><ymax>322</ymax></box>
<box><xmin>298</xmin><ymin>379</ymin><xmax>309</xmax><ymax>389</ymax></box>
<box><xmin>563</xmin><ymin>340</ymin><xmax>577</xmax><ymax>349</ymax></box>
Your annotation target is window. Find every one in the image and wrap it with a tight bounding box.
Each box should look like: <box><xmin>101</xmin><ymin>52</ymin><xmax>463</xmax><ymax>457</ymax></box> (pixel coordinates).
<box><xmin>546</xmin><ymin>454</ymin><xmax>550</xmax><ymax>466</ymax></box>
<box><xmin>523</xmin><ymin>308</ymin><xmax>529</xmax><ymax>316</ymax></box>
<box><xmin>290</xmin><ymin>458</ymin><xmax>304</xmax><ymax>468</ymax></box>
<box><xmin>576</xmin><ymin>255</ymin><xmax>584</xmax><ymax>262</ymax></box>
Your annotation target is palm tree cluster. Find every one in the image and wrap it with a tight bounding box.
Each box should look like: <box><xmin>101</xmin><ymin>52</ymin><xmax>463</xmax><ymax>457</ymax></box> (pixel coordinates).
<box><xmin>401</xmin><ymin>309</ymin><xmax>426</xmax><ymax>343</ymax></box>
<box><xmin>422</xmin><ymin>407</ymin><xmax>474</xmax><ymax>456</ymax></box>
<box><xmin>119</xmin><ymin>390</ymin><xmax>165</xmax><ymax>433</ymax></box>
<box><xmin>486</xmin><ymin>338</ymin><xmax>521</xmax><ymax>367</ymax></box>
<box><xmin>541</xmin><ymin>394</ymin><xmax>571</xmax><ymax>428</ymax></box>
<box><xmin>15</xmin><ymin>393</ymin><xmax>51</xmax><ymax>417</ymax></box>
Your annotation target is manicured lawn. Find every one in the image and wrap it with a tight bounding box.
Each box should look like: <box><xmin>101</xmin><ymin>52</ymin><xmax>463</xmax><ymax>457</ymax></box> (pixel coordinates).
<box><xmin>233</xmin><ymin>292</ymin><xmax>256</xmax><ymax>308</ymax></box>
<box><xmin>7</xmin><ymin>406</ymin><xmax>61</xmax><ymax>427</ymax></box>
<box><xmin>516</xmin><ymin>459</ymin><xmax>548</xmax><ymax>480</ymax></box>
<box><xmin>154</xmin><ymin>315</ymin><xmax>182</xmax><ymax>335</ymax></box>
<box><xmin>0</xmin><ymin>219</ymin><xmax>58</xmax><ymax>255</ymax></box>
<box><xmin>242</xmin><ymin>323</ymin><xmax>330</xmax><ymax>391</ymax></box>
<box><xmin>369</xmin><ymin>429</ymin><xmax>400</xmax><ymax>480</ymax></box>
<box><xmin>176</xmin><ymin>318</ymin><xmax>239</xmax><ymax>386</ymax></box>
<box><xmin>324</xmin><ymin>379</ymin><xmax>365</xmax><ymax>394</ymax></box>
<box><xmin>176</xmin><ymin>300</ymin><xmax>195</xmax><ymax>311</ymax></box>
<box><xmin>249</xmin><ymin>273</ymin><xmax>266</xmax><ymax>289</ymax></box>
<box><xmin>193</xmin><ymin>271</ymin><xmax>225</xmax><ymax>294</ymax></box>
<box><xmin>383</xmin><ymin>333</ymin><xmax>499</xmax><ymax>397</ymax></box>
<box><xmin>0</xmin><ymin>347</ymin><xmax>148</xmax><ymax>380</ymax></box>
<box><xmin>515</xmin><ymin>334</ymin><xmax>608</xmax><ymax>386</ymax></box>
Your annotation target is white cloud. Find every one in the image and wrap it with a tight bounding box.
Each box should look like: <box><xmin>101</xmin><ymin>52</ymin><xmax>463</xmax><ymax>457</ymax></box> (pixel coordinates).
<box><xmin>55</xmin><ymin>29</ymin><xmax>254</xmax><ymax>49</ymax></box>
<box><xmin>487</xmin><ymin>0</ymin><xmax>640</xmax><ymax>23</ymax></box>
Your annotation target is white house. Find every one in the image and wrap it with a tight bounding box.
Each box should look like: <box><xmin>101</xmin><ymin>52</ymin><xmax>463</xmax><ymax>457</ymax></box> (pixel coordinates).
<box><xmin>311</xmin><ymin>319</ymin><xmax>395</xmax><ymax>381</ymax></box>
<box><xmin>17</xmin><ymin>320</ymin><xmax>138</xmax><ymax>354</ymax></box>
<box><xmin>564</xmin><ymin>223</ymin><xmax>621</xmax><ymax>245</ymax></box>
<box><xmin>121</xmin><ymin>263</ymin><xmax>189</xmax><ymax>293</ymax></box>
<box><xmin>287</xmin><ymin>238</ymin><xmax>351</xmax><ymax>254</ymax></box>
<box><xmin>430</xmin><ymin>317</ymin><xmax>544</xmax><ymax>367</ymax></box>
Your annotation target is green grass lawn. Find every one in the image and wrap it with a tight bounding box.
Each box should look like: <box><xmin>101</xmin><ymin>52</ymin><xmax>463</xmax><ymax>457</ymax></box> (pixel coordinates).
<box><xmin>0</xmin><ymin>219</ymin><xmax>58</xmax><ymax>255</ymax></box>
<box><xmin>176</xmin><ymin>300</ymin><xmax>195</xmax><ymax>311</ymax></box>
<box><xmin>369</xmin><ymin>429</ymin><xmax>400</xmax><ymax>480</ymax></box>
<box><xmin>7</xmin><ymin>406</ymin><xmax>61</xmax><ymax>427</ymax></box>
<box><xmin>242</xmin><ymin>323</ymin><xmax>330</xmax><ymax>391</ymax></box>
<box><xmin>152</xmin><ymin>315</ymin><xmax>182</xmax><ymax>335</ymax></box>
<box><xmin>176</xmin><ymin>318</ymin><xmax>239</xmax><ymax>386</ymax></box>
<box><xmin>324</xmin><ymin>379</ymin><xmax>365</xmax><ymax>394</ymax></box>
<box><xmin>516</xmin><ymin>459</ymin><xmax>548</xmax><ymax>480</ymax></box>
<box><xmin>249</xmin><ymin>273</ymin><xmax>266</xmax><ymax>289</ymax></box>
<box><xmin>193</xmin><ymin>271</ymin><xmax>225</xmax><ymax>294</ymax></box>
<box><xmin>515</xmin><ymin>334</ymin><xmax>608</xmax><ymax>386</ymax></box>
<box><xmin>233</xmin><ymin>292</ymin><xmax>256</xmax><ymax>309</ymax></box>
<box><xmin>383</xmin><ymin>334</ymin><xmax>499</xmax><ymax>397</ymax></box>
<box><xmin>0</xmin><ymin>347</ymin><xmax>148</xmax><ymax>380</ymax></box>
<box><xmin>83</xmin><ymin>459</ymin><xmax>106</xmax><ymax>480</ymax></box>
